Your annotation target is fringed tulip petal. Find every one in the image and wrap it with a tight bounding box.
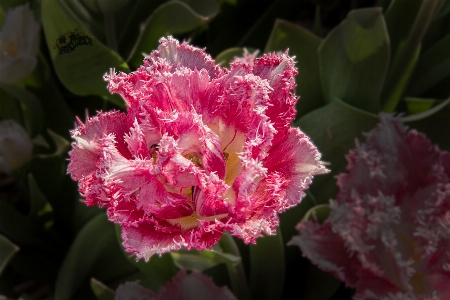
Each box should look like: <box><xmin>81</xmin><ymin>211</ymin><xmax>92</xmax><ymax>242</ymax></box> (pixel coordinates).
<box><xmin>290</xmin><ymin>114</ymin><xmax>450</xmax><ymax>299</ymax></box>
<box><xmin>69</xmin><ymin>36</ymin><xmax>326</xmax><ymax>259</ymax></box>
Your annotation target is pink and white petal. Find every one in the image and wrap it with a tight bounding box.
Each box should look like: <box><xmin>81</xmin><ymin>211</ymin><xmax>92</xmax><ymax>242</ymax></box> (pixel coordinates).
<box><xmin>263</xmin><ymin>128</ymin><xmax>328</xmax><ymax>207</ymax></box>
<box><xmin>145</xmin><ymin>36</ymin><xmax>221</xmax><ymax>78</ymax></box>
<box><xmin>115</xmin><ymin>281</ymin><xmax>157</xmax><ymax>300</ymax></box>
<box><xmin>156</xmin><ymin>270</ymin><xmax>237</xmax><ymax>300</ymax></box>
<box><xmin>68</xmin><ymin>111</ymin><xmax>131</xmax><ymax>180</ymax></box>
<box><xmin>251</xmin><ymin>51</ymin><xmax>298</xmax><ymax>133</ymax></box>
<box><xmin>194</xmin><ymin>172</ymin><xmax>231</xmax><ymax>217</ymax></box>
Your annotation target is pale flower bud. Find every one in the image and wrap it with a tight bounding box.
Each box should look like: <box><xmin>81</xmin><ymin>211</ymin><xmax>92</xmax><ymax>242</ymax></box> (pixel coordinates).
<box><xmin>0</xmin><ymin>120</ymin><xmax>33</xmax><ymax>174</ymax></box>
<box><xmin>0</xmin><ymin>4</ymin><xmax>39</xmax><ymax>85</ymax></box>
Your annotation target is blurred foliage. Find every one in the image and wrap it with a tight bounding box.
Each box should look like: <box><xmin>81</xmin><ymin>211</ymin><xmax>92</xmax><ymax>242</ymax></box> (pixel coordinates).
<box><xmin>0</xmin><ymin>0</ymin><xmax>450</xmax><ymax>299</ymax></box>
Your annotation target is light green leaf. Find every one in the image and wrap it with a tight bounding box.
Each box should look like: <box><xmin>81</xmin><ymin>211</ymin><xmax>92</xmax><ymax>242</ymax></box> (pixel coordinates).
<box><xmin>114</xmin><ymin>224</ymin><xmax>178</xmax><ymax>291</ymax></box>
<box><xmin>293</xmin><ymin>99</ymin><xmax>379</xmax><ymax>204</ymax></box>
<box><xmin>170</xmin><ymin>248</ymin><xmax>240</xmax><ymax>272</ymax></box>
<box><xmin>319</xmin><ymin>8</ymin><xmax>390</xmax><ymax>113</ymax></box>
<box><xmin>250</xmin><ymin>228</ymin><xmax>284</xmax><ymax>300</ymax></box>
<box><xmin>408</xmin><ymin>33</ymin><xmax>450</xmax><ymax>95</ymax></box>
<box><xmin>128</xmin><ymin>0</ymin><xmax>216</xmax><ymax>67</ymax></box>
<box><xmin>90</xmin><ymin>278</ymin><xmax>115</xmax><ymax>300</ymax></box>
<box><xmin>0</xmin><ymin>235</ymin><xmax>19</xmax><ymax>276</ymax></box>
<box><xmin>301</xmin><ymin>204</ymin><xmax>331</xmax><ymax>224</ymax></box>
<box><xmin>402</xmin><ymin>96</ymin><xmax>450</xmax><ymax>122</ymax></box>
<box><xmin>28</xmin><ymin>174</ymin><xmax>53</xmax><ymax>229</ymax></box>
<box><xmin>37</xmin><ymin>130</ymin><xmax>70</xmax><ymax>158</ymax></box>
<box><xmin>265</xmin><ymin>19</ymin><xmax>324</xmax><ymax>119</ymax></box>
<box><xmin>0</xmin><ymin>83</ymin><xmax>44</xmax><ymax>137</ymax></box>
<box><xmin>42</xmin><ymin>0</ymin><xmax>129</xmax><ymax>107</ymax></box>
<box><xmin>55</xmin><ymin>214</ymin><xmax>136</xmax><ymax>300</ymax></box>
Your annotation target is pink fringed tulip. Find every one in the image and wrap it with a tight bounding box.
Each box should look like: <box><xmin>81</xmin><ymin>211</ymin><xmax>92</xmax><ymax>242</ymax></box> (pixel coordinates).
<box><xmin>289</xmin><ymin>114</ymin><xmax>450</xmax><ymax>300</ymax></box>
<box><xmin>68</xmin><ymin>37</ymin><xmax>327</xmax><ymax>260</ymax></box>
<box><xmin>115</xmin><ymin>270</ymin><xmax>237</xmax><ymax>300</ymax></box>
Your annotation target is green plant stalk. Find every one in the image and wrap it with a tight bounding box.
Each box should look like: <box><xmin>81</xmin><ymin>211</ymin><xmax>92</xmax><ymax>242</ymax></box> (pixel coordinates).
<box><xmin>382</xmin><ymin>0</ymin><xmax>439</xmax><ymax>111</ymax></box>
<box><xmin>220</xmin><ymin>233</ymin><xmax>251</xmax><ymax>300</ymax></box>
<box><xmin>104</xmin><ymin>13</ymin><xmax>118</xmax><ymax>52</ymax></box>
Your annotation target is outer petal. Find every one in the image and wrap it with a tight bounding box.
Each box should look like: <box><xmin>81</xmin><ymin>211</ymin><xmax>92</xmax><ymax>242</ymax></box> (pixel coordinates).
<box><xmin>145</xmin><ymin>36</ymin><xmax>221</xmax><ymax>78</ymax></box>
<box><xmin>68</xmin><ymin>111</ymin><xmax>131</xmax><ymax>180</ymax></box>
<box><xmin>156</xmin><ymin>270</ymin><xmax>237</xmax><ymax>300</ymax></box>
<box><xmin>115</xmin><ymin>281</ymin><xmax>157</xmax><ymax>300</ymax></box>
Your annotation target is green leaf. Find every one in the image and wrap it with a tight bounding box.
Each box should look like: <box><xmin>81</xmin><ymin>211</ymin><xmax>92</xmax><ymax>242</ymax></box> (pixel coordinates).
<box><xmin>41</xmin><ymin>0</ymin><xmax>129</xmax><ymax>107</ymax></box>
<box><xmin>28</xmin><ymin>174</ymin><xmax>54</xmax><ymax>229</ymax></box>
<box><xmin>408</xmin><ymin>33</ymin><xmax>450</xmax><ymax>95</ymax></box>
<box><xmin>0</xmin><ymin>235</ymin><xmax>19</xmax><ymax>276</ymax></box>
<box><xmin>382</xmin><ymin>0</ymin><xmax>440</xmax><ymax>111</ymax></box>
<box><xmin>301</xmin><ymin>204</ymin><xmax>331</xmax><ymax>224</ymax></box>
<box><xmin>114</xmin><ymin>224</ymin><xmax>178</xmax><ymax>291</ymax></box>
<box><xmin>128</xmin><ymin>0</ymin><xmax>216</xmax><ymax>68</ymax></box>
<box><xmin>404</xmin><ymin>97</ymin><xmax>435</xmax><ymax>114</ymax></box>
<box><xmin>402</xmin><ymin>97</ymin><xmax>450</xmax><ymax>121</ymax></box>
<box><xmin>405</xmin><ymin>100</ymin><xmax>450</xmax><ymax>151</ymax></box>
<box><xmin>293</xmin><ymin>99</ymin><xmax>379</xmax><ymax>204</ymax></box>
<box><xmin>319</xmin><ymin>8</ymin><xmax>390</xmax><ymax>113</ymax></box>
<box><xmin>55</xmin><ymin>214</ymin><xmax>136</xmax><ymax>300</ymax></box>
<box><xmin>170</xmin><ymin>248</ymin><xmax>240</xmax><ymax>272</ymax></box>
<box><xmin>37</xmin><ymin>130</ymin><xmax>70</xmax><ymax>158</ymax></box>
<box><xmin>250</xmin><ymin>228</ymin><xmax>284</xmax><ymax>300</ymax></box>
<box><xmin>0</xmin><ymin>83</ymin><xmax>44</xmax><ymax>137</ymax></box>
<box><xmin>265</xmin><ymin>19</ymin><xmax>325</xmax><ymax>119</ymax></box>
<box><xmin>384</xmin><ymin>0</ymin><xmax>423</xmax><ymax>60</ymax></box>
<box><xmin>90</xmin><ymin>278</ymin><xmax>115</xmax><ymax>300</ymax></box>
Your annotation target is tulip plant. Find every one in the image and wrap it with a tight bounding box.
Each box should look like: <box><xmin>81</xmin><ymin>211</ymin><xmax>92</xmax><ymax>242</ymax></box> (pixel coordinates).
<box><xmin>0</xmin><ymin>0</ymin><xmax>450</xmax><ymax>299</ymax></box>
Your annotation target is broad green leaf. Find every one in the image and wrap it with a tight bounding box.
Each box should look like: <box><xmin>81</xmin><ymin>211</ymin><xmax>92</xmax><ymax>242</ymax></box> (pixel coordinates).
<box><xmin>250</xmin><ymin>228</ymin><xmax>284</xmax><ymax>300</ymax></box>
<box><xmin>55</xmin><ymin>214</ymin><xmax>136</xmax><ymax>300</ymax></box>
<box><xmin>179</xmin><ymin>0</ymin><xmax>218</xmax><ymax>18</ymax></box>
<box><xmin>382</xmin><ymin>0</ymin><xmax>440</xmax><ymax>111</ymax></box>
<box><xmin>90</xmin><ymin>278</ymin><xmax>115</xmax><ymax>300</ymax></box>
<box><xmin>41</xmin><ymin>0</ymin><xmax>129</xmax><ymax>107</ymax></box>
<box><xmin>28</xmin><ymin>174</ymin><xmax>53</xmax><ymax>229</ymax></box>
<box><xmin>171</xmin><ymin>248</ymin><xmax>240</xmax><ymax>272</ymax></box>
<box><xmin>219</xmin><ymin>233</ymin><xmax>250</xmax><ymax>300</ymax></box>
<box><xmin>402</xmin><ymin>97</ymin><xmax>450</xmax><ymax>122</ymax></box>
<box><xmin>408</xmin><ymin>33</ymin><xmax>450</xmax><ymax>95</ymax></box>
<box><xmin>0</xmin><ymin>235</ymin><xmax>19</xmax><ymax>275</ymax></box>
<box><xmin>114</xmin><ymin>224</ymin><xmax>178</xmax><ymax>291</ymax></box>
<box><xmin>128</xmin><ymin>0</ymin><xmax>216</xmax><ymax>67</ymax></box>
<box><xmin>265</xmin><ymin>19</ymin><xmax>325</xmax><ymax>119</ymax></box>
<box><xmin>293</xmin><ymin>99</ymin><xmax>379</xmax><ymax>204</ymax></box>
<box><xmin>215</xmin><ymin>47</ymin><xmax>257</xmax><ymax>69</ymax></box>
<box><xmin>384</xmin><ymin>0</ymin><xmax>422</xmax><ymax>60</ymax></box>
<box><xmin>382</xmin><ymin>46</ymin><xmax>420</xmax><ymax>112</ymax></box>
<box><xmin>318</xmin><ymin>8</ymin><xmax>390</xmax><ymax>113</ymax></box>
<box><xmin>0</xmin><ymin>83</ymin><xmax>44</xmax><ymax>137</ymax></box>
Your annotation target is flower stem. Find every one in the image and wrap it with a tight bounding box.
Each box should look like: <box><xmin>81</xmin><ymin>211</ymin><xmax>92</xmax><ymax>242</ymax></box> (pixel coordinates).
<box><xmin>220</xmin><ymin>232</ymin><xmax>251</xmax><ymax>300</ymax></box>
<box><xmin>104</xmin><ymin>14</ymin><xmax>117</xmax><ymax>52</ymax></box>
